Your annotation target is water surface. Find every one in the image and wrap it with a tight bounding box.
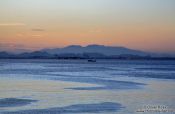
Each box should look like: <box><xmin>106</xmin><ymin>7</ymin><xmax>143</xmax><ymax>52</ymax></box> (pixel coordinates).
<box><xmin>0</xmin><ymin>59</ymin><xmax>175</xmax><ymax>114</ymax></box>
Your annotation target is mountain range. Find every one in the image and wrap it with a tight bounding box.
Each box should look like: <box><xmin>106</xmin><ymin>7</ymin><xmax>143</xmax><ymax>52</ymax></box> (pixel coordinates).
<box><xmin>42</xmin><ymin>44</ymin><xmax>148</xmax><ymax>56</ymax></box>
<box><xmin>0</xmin><ymin>45</ymin><xmax>175</xmax><ymax>59</ymax></box>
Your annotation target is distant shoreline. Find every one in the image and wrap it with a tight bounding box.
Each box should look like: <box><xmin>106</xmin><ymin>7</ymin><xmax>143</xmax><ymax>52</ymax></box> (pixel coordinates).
<box><xmin>0</xmin><ymin>57</ymin><xmax>175</xmax><ymax>60</ymax></box>
<box><xmin>1</xmin><ymin>50</ymin><xmax>175</xmax><ymax>60</ymax></box>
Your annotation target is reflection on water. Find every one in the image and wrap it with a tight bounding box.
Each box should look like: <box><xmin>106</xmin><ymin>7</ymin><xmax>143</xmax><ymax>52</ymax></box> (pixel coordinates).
<box><xmin>4</xmin><ymin>102</ymin><xmax>123</xmax><ymax>114</ymax></box>
<box><xmin>0</xmin><ymin>98</ymin><xmax>37</xmax><ymax>108</ymax></box>
<box><xmin>0</xmin><ymin>59</ymin><xmax>175</xmax><ymax>114</ymax></box>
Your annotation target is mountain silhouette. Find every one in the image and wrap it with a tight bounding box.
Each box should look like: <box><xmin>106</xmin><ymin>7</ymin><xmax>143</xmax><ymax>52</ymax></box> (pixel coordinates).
<box><xmin>43</xmin><ymin>44</ymin><xmax>147</xmax><ymax>56</ymax></box>
<box><xmin>1</xmin><ymin>45</ymin><xmax>175</xmax><ymax>59</ymax></box>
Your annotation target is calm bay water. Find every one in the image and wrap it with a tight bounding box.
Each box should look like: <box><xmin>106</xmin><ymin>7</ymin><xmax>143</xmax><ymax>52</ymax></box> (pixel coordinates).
<box><xmin>0</xmin><ymin>59</ymin><xmax>175</xmax><ymax>114</ymax></box>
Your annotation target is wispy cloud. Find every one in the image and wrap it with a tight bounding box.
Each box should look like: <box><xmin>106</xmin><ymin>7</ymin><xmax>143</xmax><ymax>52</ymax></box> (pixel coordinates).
<box><xmin>16</xmin><ymin>34</ymin><xmax>24</xmax><ymax>37</ymax></box>
<box><xmin>0</xmin><ymin>43</ymin><xmax>42</xmax><ymax>53</ymax></box>
<box><xmin>89</xmin><ymin>29</ymin><xmax>104</xmax><ymax>33</ymax></box>
<box><xmin>31</xmin><ymin>34</ymin><xmax>42</xmax><ymax>37</ymax></box>
<box><xmin>0</xmin><ymin>43</ymin><xmax>25</xmax><ymax>48</ymax></box>
<box><xmin>32</xmin><ymin>28</ymin><xmax>45</xmax><ymax>32</ymax></box>
<box><xmin>0</xmin><ymin>23</ymin><xmax>26</xmax><ymax>26</ymax></box>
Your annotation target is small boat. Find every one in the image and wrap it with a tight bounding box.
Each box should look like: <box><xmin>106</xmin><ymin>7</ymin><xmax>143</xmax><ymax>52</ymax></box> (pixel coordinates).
<box><xmin>88</xmin><ymin>59</ymin><xmax>96</xmax><ymax>62</ymax></box>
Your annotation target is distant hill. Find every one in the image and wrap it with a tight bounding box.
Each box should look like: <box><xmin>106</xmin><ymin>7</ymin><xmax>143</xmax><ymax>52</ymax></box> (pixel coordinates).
<box><xmin>0</xmin><ymin>45</ymin><xmax>175</xmax><ymax>59</ymax></box>
<box><xmin>42</xmin><ymin>44</ymin><xmax>148</xmax><ymax>56</ymax></box>
<box><xmin>17</xmin><ymin>51</ymin><xmax>53</xmax><ymax>59</ymax></box>
<box><xmin>0</xmin><ymin>52</ymin><xmax>13</xmax><ymax>58</ymax></box>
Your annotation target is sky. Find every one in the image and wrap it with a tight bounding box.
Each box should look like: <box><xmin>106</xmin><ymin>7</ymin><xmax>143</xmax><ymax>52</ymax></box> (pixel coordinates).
<box><xmin>0</xmin><ymin>0</ymin><xmax>175</xmax><ymax>53</ymax></box>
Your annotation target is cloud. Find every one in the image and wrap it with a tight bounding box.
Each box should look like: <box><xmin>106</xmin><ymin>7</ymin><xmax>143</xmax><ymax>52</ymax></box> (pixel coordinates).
<box><xmin>16</xmin><ymin>34</ymin><xmax>24</xmax><ymax>37</ymax></box>
<box><xmin>89</xmin><ymin>29</ymin><xmax>103</xmax><ymax>33</ymax></box>
<box><xmin>0</xmin><ymin>43</ymin><xmax>28</xmax><ymax>53</ymax></box>
<box><xmin>0</xmin><ymin>43</ymin><xmax>42</xmax><ymax>53</ymax></box>
<box><xmin>0</xmin><ymin>23</ymin><xmax>26</xmax><ymax>26</ymax></box>
<box><xmin>32</xmin><ymin>28</ymin><xmax>45</xmax><ymax>32</ymax></box>
<box><xmin>31</xmin><ymin>34</ymin><xmax>42</xmax><ymax>37</ymax></box>
<box><xmin>0</xmin><ymin>43</ymin><xmax>25</xmax><ymax>49</ymax></box>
